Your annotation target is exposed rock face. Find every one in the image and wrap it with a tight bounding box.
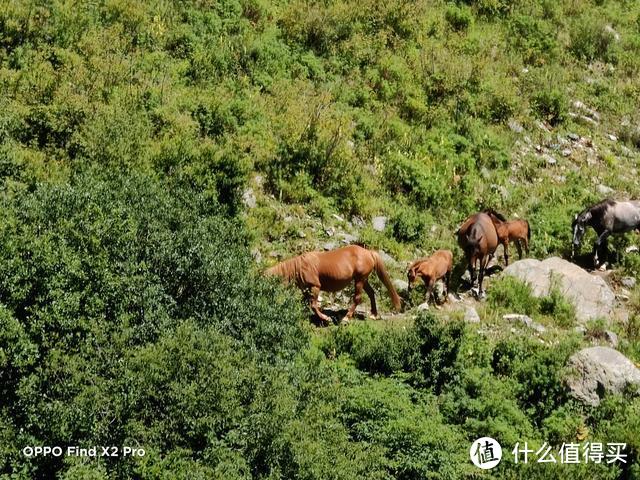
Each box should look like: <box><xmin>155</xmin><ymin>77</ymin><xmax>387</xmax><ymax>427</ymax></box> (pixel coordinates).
<box><xmin>566</xmin><ymin>347</ymin><xmax>640</xmax><ymax>406</ymax></box>
<box><xmin>503</xmin><ymin>257</ymin><xmax>615</xmax><ymax>323</ymax></box>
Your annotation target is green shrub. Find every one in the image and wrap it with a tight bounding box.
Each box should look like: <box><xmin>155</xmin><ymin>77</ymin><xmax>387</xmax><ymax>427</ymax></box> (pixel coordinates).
<box><xmin>413</xmin><ymin>312</ymin><xmax>467</xmax><ymax>393</ymax></box>
<box><xmin>389</xmin><ymin>205</ymin><xmax>428</xmax><ymax>242</ymax></box>
<box><xmin>570</xmin><ymin>16</ymin><xmax>617</xmax><ymax>62</ymax></box>
<box><xmin>445</xmin><ymin>5</ymin><xmax>473</xmax><ymax>32</ymax></box>
<box><xmin>531</xmin><ymin>88</ymin><xmax>567</xmax><ymax>126</ymax></box>
<box><xmin>488</xmin><ymin>276</ymin><xmax>539</xmax><ymax>316</ymax></box>
<box><xmin>539</xmin><ymin>282</ymin><xmax>576</xmax><ymax>327</ymax></box>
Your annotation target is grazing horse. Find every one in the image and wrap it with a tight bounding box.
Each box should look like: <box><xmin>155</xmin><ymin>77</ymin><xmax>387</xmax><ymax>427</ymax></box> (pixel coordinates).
<box><xmin>484</xmin><ymin>209</ymin><xmax>531</xmax><ymax>266</ymax></box>
<box><xmin>572</xmin><ymin>199</ymin><xmax>640</xmax><ymax>267</ymax></box>
<box><xmin>456</xmin><ymin>212</ymin><xmax>499</xmax><ymax>298</ymax></box>
<box><xmin>407</xmin><ymin>249</ymin><xmax>453</xmax><ymax>305</ymax></box>
<box><xmin>265</xmin><ymin>245</ymin><xmax>401</xmax><ymax>325</ymax></box>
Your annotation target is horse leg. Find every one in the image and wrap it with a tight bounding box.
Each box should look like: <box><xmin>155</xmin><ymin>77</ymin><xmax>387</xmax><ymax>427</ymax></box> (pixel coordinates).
<box><xmin>343</xmin><ymin>279</ymin><xmax>365</xmax><ymax>323</ymax></box>
<box><xmin>309</xmin><ymin>286</ymin><xmax>332</xmax><ymax>326</ymax></box>
<box><xmin>363</xmin><ymin>281</ymin><xmax>378</xmax><ymax>319</ymax></box>
<box><xmin>516</xmin><ymin>239</ymin><xmax>523</xmax><ymax>259</ymax></box>
<box><xmin>425</xmin><ymin>276</ymin><xmax>435</xmax><ymax>304</ymax></box>
<box><xmin>468</xmin><ymin>258</ymin><xmax>477</xmax><ymax>287</ymax></box>
<box><xmin>503</xmin><ymin>241</ymin><xmax>510</xmax><ymax>266</ymax></box>
<box><xmin>593</xmin><ymin>231</ymin><xmax>611</xmax><ymax>267</ymax></box>
<box><xmin>444</xmin><ymin>270</ymin><xmax>451</xmax><ymax>301</ymax></box>
<box><xmin>477</xmin><ymin>255</ymin><xmax>491</xmax><ymax>299</ymax></box>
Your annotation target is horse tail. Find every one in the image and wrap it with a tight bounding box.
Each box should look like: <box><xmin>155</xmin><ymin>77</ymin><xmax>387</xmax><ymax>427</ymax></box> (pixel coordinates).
<box><xmin>372</xmin><ymin>251</ymin><xmax>401</xmax><ymax>311</ymax></box>
<box><xmin>526</xmin><ymin>220</ymin><xmax>531</xmax><ymax>242</ymax></box>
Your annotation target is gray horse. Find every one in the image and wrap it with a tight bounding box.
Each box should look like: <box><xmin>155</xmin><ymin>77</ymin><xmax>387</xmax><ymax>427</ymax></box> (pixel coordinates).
<box><xmin>572</xmin><ymin>199</ymin><xmax>640</xmax><ymax>267</ymax></box>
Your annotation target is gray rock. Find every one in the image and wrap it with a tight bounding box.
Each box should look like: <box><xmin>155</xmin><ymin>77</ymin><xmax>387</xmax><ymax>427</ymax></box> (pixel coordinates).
<box><xmin>464</xmin><ymin>306</ymin><xmax>480</xmax><ymax>323</ymax></box>
<box><xmin>508</xmin><ymin>119</ymin><xmax>524</xmax><ymax>133</ymax></box>
<box><xmin>604</xmin><ymin>25</ymin><xmax>620</xmax><ymax>42</ymax></box>
<box><xmin>566</xmin><ymin>347</ymin><xmax>640</xmax><ymax>406</ymax></box>
<box><xmin>561</xmin><ymin>148</ymin><xmax>572</xmax><ymax>157</ymax></box>
<box><xmin>503</xmin><ymin>257</ymin><xmax>616</xmax><ymax>323</ymax></box>
<box><xmin>323</xmin><ymin>242</ymin><xmax>338</xmax><ymax>251</ymax></box>
<box><xmin>543</xmin><ymin>154</ymin><xmax>557</xmax><ymax>165</ymax></box>
<box><xmin>596</xmin><ymin>184</ymin><xmax>614</xmax><ymax>196</ymax></box>
<box><xmin>372</xmin><ymin>216</ymin><xmax>387</xmax><ymax>232</ymax></box>
<box><xmin>621</xmin><ymin>276</ymin><xmax>636</xmax><ymax>289</ymax></box>
<box><xmin>339</xmin><ymin>232</ymin><xmax>358</xmax><ymax>244</ymax></box>
<box><xmin>417</xmin><ymin>302</ymin><xmax>430</xmax><ymax>311</ymax></box>
<box><xmin>379</xmin><ymin>250</ymin><xmax>398</xmax><ymax>267</ymax></box>
<box><xmin>393</xmin><ymin>279</ymin><xmax>408</xmax><ymax>293</ymax></box>
<box><xmin>242</xmin><ymin>188</ymin><xmax>257</xmax><ymax>208</ymax></box>
<box><xmin>568</xmin><ymin>133</ymin><xmax>580</xmax><ymax>141</ymax></box>
<box><xmin>503</xmin><ymin>314</ymin><xmax>547</xmax><ymax>333</ymax></box>
<box><xmin>604</xmin><ymin>330</ymin><xmax>619</xmax><ymax>348</ymax></box>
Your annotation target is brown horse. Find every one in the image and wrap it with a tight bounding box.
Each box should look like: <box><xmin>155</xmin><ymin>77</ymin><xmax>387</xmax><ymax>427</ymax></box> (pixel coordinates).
<box><xmin>456</xmin><ymin>212</ymin><xmax>499</xmax><ymax>298</ymax></box>
<box><xmin>407</xmin><ymin>249</ymin><xmax>453</xmax><ymax>304</ymax></box>
<box><xmin>484</xmin><ymin>209</ymin><xmax>531</xmax><ymax>266</ymax></box>
<box><xmin>265</xmin><ymin>245</ymin><xmax>401</xmax><ymax>325</ymax></box>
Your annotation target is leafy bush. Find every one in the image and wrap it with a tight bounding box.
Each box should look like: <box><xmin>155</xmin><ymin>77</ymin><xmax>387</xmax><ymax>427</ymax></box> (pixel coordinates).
<box><xmin>389</xmin><ymin>205</ymin><xmax>428</xmax><ymax>242</ymax></box>
<box><xmin>445</xmin><ymin>5</ymin><xmax>473</xmax><ymax>32</ymax></box>
<box><xmin>531</xmin><ymin>88</ymin><xmax>567</xmax><ymax>126</ymax></box>
<box><xmin>488</xmin><ymin>276</ymin><xmax>539</xmax><ymax>316</ymax></box>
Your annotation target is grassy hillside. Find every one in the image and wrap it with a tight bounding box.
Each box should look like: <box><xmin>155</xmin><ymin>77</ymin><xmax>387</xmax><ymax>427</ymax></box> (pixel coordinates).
<box><xmin>0</xmin><ymin>0</ymin><xmax>639</xmax><ymax>478</ymax></box>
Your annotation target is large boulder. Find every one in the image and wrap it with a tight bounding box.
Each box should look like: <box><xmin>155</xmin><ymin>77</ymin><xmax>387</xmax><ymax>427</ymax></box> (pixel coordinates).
<box><xmin>503</xmin><ymin>257</ymin><xmax>615</xmax><ymax>323</ymax></box>
<box><xmin>566</xmin><ymin>347</ymin><xmax>640</xmax><ymax>406</ymax></box>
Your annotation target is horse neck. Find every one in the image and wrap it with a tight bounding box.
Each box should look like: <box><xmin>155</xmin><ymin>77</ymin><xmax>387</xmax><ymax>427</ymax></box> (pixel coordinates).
<box><xmin>273</xmin><ymin>256</ymin><xmax>302</xmax><ymax>281</ymax></box>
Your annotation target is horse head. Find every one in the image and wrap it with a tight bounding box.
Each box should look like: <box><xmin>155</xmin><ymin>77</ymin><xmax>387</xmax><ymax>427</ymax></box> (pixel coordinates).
<box><xmin>571</xmin><ymin>211</ymin><xmax>591</xmax><ymax>256</ymax></box>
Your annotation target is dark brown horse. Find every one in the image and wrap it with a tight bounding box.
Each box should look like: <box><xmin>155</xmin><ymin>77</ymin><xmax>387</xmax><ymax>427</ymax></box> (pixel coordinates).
<box><xmin>456</xmin><ymin>212</ymin><xmax>499</xmax><ymax>298</ymax></box>
<box><xmin>407</xmin><ymin>249</ymin><xmax>453</xmax><ymax>304</ymax></box>
<box><xmin>265</xmin><ymin>245</ymin><xmax>401</xmax><ymax>325</ymax></box>
<box><xmin>484</xmin><ymin>209</ymin><xmax>531</xmax><ymax>266</ymax></box>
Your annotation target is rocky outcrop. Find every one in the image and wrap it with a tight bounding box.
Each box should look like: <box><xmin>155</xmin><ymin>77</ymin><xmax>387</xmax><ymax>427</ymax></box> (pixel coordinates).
<box><xmin>566</xmin><ymin>347</ymin><xmax>640</xmax><ymax>406</ymax></box>
<box><xmin>503</xmin><ymin>257</ymin><xmax>615</xmax><ymax>323</ymax></box>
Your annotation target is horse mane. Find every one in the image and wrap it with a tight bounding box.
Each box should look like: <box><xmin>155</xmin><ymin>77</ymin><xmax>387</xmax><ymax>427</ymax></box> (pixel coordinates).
<box><xmin>265</xmin><ymin>255</ymin><xmax>303</xmax><ymax>282</ymax></box>
<box><xmin>482</xmin><ymin>208</ymin><xmax>507</xmax><ymax>222</ymax></box>
<box><xmin>576</xmin><ymin>198</ymin><xmax>615</xmax><ymax>224</ymax></box>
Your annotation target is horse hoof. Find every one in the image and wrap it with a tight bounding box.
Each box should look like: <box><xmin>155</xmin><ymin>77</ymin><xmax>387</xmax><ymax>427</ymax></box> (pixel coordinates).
<box><xmin>369</xmin><ymin>313</ymin><xmax>379</xmax><ymax>320</ymax></box>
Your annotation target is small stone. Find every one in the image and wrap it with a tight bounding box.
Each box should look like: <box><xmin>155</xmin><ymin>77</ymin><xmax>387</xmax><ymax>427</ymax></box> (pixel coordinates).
<box><xmin>568</xmin><ymin>133</ymin><xmax>580</xmax><ymax>141</ymax></box>
<box><xmin>323</xmin><ymin>242</ymin><xmax>338</xmax><ymax>251</ymax></box>
<box><xmin>621</xmin><ymin>277</ymin><xmax>636</xmax><ymax>289</ymax></box>
<box><xmin>574</xmin><ymin>326</ymin><xmax>587</xmax><ymax>335</ymax></box>
<box><xmin>604</xmin><ymin>331</ymin><xmax>619</xmax><ymax>348</ymax></box>
<box><xmin>596</xmin><ymin>184</ymin><xmax>614</xmax><ymax>196</ymax></box>
<box><xmin>508</xmin><ymin>119</ymin><xmax>524</xmax><ymax>133</ymax></box>
<box><xmin>579</xmin><ymin>115</ymin><xmax>598</xmax><ymax>126</ymax></box>
<box><xmin>464</xmin><ymin>306</ymin><xmax>480</xmax><ymax>323</ymax></box>
<box><xmin>242</xmin><ymin>188</ymin><xmax>257</xmax><ymax>208</ymax></box>
<box><xmin>393</xmin><ymin>279</ymin><xmax>408</xmax><ymax>292</ymax></box>
<box><xmin>372</xmin><ymin>216</ymin><xmax>387</xmax><ymax>232</ymax></box>
<box><xmin>625</xmin><ymin>245</ymin><xmax>639</xmax><ymax>254</ymax></box>
<box><xmin>543</xmin><ymin>154</ymin><xmax>557</xmax><ymax>165</ymax></box>
<box><xmin>561</xmin><ymin>148</ymin><xmax>572</xmax><ymax>157</ymax></box>
<box><xmin>417</xmin><ymin>302</ymin><xmax>430</xmax><ymax>311</ymax></box>
<box><xmin>573</xmin><ymin>100</ymin><xmax>586</xmax><ymax>110</ymax></box>
<box><xmin>607</xmin><ymin>134</ymin><xmax>617</xmax><ymax>142</ymax></box>
<box><xmin>503</xmin><ymin>314</ymin><xmax>546</xmax><ymax>333</ymax></box>
<box><xmin>298</xmin><ymin>231</ymin><xmax>307</xmax><ymax>238</ymax></box>
<box><xmin>332</xmin><ymin>213</ymin><xmax>345</xmax><ymax>222</ymax></box>
<box><xmin>339</xmin><ymin>233</ymin><xmax>358</xmax><ymax>244</ymax></box>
